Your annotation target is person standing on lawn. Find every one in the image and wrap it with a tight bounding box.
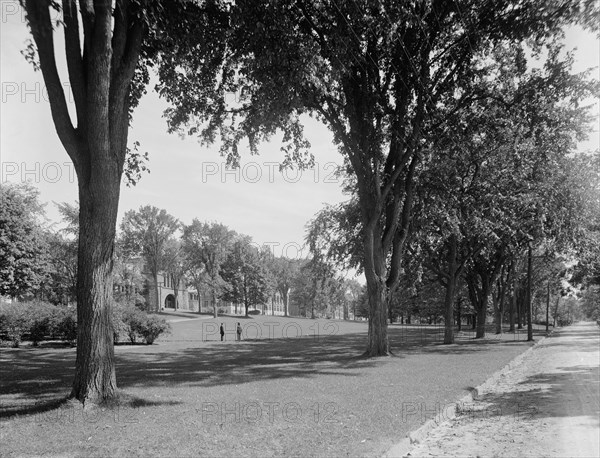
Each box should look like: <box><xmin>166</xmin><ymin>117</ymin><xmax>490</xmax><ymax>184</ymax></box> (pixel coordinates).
<box><xmin>220</xmin><ymin>323</ymin><xmax>225</xmax><ymax>341</ymax></box>
<box><xmin>236</xmin><ymin>322</ymin><xmax>242</xmax><ymax>341</ymax></box>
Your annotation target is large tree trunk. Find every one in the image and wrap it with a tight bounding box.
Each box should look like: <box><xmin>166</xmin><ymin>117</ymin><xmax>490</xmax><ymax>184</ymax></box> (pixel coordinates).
<box><xmin>71</xmin><ymin>161</ymin><xmax>120</xmax><ymax>404</ymax></box>
<box><xmin>365</xmin><ymin>277</ymin><xmax>389</xmax><ymax>356</ymax></box>
<box><xmin>283</xmin><ymin>289</ymin><xmax>289</xmax><ymax>317</ymax></box>
<box><xmin>24</xmin><ymin>0</ymin><xmax>144</xmax><ymax>406</ymax></box>
<box><xmin>363</xmin><ymin>221</ymin><xmax>391</xmax><ymax>356</ymax></box>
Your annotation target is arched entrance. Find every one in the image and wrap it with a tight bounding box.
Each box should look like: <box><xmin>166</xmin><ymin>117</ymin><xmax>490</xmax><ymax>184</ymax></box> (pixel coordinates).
<box><xmin>165</xmin><ymin>294</ymin><xmax>176</xmax><ymax>309</ymax></box>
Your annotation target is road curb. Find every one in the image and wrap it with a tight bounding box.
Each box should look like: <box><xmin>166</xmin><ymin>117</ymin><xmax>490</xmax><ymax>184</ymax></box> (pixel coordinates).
<box><xmin>382</xmin><ymin>332</ymin><xmax>553</xmax><ymax>458</ymax></box>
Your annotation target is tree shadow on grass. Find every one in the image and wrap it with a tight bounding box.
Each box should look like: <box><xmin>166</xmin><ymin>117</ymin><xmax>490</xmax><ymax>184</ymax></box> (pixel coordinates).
<box><xmin>0</xmin><ymin>385</ymin><xmax>183</xmax><ymax>419</ymax></box>
<box><xmin>0</xmin><ymin>347</ymin><xmax>184</xmax><ymax>419</ymax></box>
<box><xmin>0</xmin><ymin>326</ymin><xmax>540</xmax><ymax>418</ymax></box>
<box><xmin>116</xmin><ymin>332</ymin><xmax>379</xmax><ymax>389</ymax></box>
<box><xmin>0</xmin><ymin>396</ymin><xmax>72</xmax><ymax>419</ymax></box>
<box><xmin>388</xmin><ymin>326</ymin><xmax>543</xmax><ymax>356</ymax></box>
<box><xmin>117</xmin><ymin>328</ymin><xmax>540</xmax><ymax>389</ymax></box>
<box><xmin>0</xmin><ymin>348</ymin><xmax>75</xmax><ymax>418</ymax></box>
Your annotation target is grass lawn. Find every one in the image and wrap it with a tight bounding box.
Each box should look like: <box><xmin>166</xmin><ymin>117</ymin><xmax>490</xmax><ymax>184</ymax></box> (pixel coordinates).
<box><xmin>0</xmin><ymin>315</ymin><xmax>547</xmax><ymax>457</ymax></box>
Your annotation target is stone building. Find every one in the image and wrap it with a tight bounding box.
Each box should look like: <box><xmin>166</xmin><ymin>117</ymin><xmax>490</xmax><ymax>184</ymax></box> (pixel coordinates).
<box><xmin>126</xmin><ymin>262</ymin><xmax>288</xmax><ymax>316</ymax></box>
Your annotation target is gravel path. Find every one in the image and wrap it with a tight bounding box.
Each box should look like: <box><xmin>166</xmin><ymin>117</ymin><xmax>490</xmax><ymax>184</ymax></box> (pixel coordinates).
<box><xmin>404</xmin><ymin>322</ymin><xmax>600</xmax><ymax>458</ymax></box>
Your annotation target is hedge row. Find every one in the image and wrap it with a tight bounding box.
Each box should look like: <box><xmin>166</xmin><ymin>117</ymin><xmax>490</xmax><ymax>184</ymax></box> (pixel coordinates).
<box><xmin>0</xmin><ymin>302</ymin><xmax>170</xmax><ymax>347</ymax></box>
<box><xmin>0</xmin><ymin>302</ymin><xmax>76</xmax><ymax>347</ymax></box>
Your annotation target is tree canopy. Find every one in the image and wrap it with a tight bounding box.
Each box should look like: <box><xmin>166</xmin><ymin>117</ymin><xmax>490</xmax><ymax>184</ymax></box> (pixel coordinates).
<box><xmin>0</xmin><ymin>183</ymin><xmax>48</xmax><ymax>298</ymax></box>
<box><xmin>162</xmin><ymin>0</ymin><xmax>598</xmax><ymax>355</ymax></box>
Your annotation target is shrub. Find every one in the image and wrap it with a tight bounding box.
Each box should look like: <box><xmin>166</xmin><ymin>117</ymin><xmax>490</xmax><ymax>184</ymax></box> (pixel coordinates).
<box><xmin>111</xmin><ymin>304</ymin><xmax>170</xmax><ymax>344</ymax></box>
<box><xmin>28</xmin><ymin>303</ymin><xmax>55</xmax><ymax>346</ymax></box>
<box><xmin>138</xmin><ymin>314</ymin><xmax>171</xmax><ymax>344</ymax></box>
<box><xmin>0</xmin><ymin>302</ymin><xmax>79</xmax><ymax>346</ymax></box>
<box><xmin>114</xmin><ymin>304</ymin><xmax>146</xmax><ymax>344</ymax></box>
<box><xmin>248</xmin><ymin>309</ymin><xmax>261</xmax><ymax>315</ymax></box>
<box><xmin>53</xmin><ymin>307</ymin><xmax>77</xmax><ymax>344</ymax></box>
<box><xmin>0</xmin><ymin>303</ymin><xmax>32</xmax><ymax>347</ymax></box>
<box><xmin>111</xmin><ymin>306</ymin><xmax>128</xmax><ymax>344</ymax></box>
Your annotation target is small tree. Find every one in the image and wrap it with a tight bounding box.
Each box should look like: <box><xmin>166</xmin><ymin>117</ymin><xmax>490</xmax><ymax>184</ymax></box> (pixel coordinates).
<box><xmin>120</xmin><ymin>206</ymin><xmax>179</xmax><ymax>312</ymax></box>
<box><xmin>182</xmin><ymin>220</ymin><xmax>235</xmax><ymax>318</ymax></box>
<box><xmin>163</xmin><ymin>239</ymin><xmax>189</xmax><ymax>310</ymax></box>
<box><xmin>222</xmin><ymin>238</ymin><xmax>271</xmax><ymax>316</ymax></box>
<box><xmin>267</xmin><ymin>256</ymin><xmax>302</xmax><ymax>317</ymax></box>
<box><xmin>0</xmin><ymin>183</ymin><xmax>48</xmax><ymax>299</ymax></box>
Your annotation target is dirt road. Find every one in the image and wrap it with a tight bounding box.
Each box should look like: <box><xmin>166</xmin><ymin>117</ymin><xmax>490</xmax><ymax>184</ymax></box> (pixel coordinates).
<box><xmin>405</xmin><ymin>322</ymin><xmax>600</xmax><ymax>458</ymax></box>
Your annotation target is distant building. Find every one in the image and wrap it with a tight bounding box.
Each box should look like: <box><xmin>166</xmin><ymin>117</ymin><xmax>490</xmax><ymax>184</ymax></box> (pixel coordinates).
<box><xmin>116</xmin><ymin>259</ymin><xmax>288</xmax><ymax>316</ymax></box>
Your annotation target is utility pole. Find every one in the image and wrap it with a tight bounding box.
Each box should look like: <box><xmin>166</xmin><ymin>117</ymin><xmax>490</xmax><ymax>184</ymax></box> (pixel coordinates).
<box><xmin>527</xmin><ymin>243</ymin><xmax>534</xmax><ymax>341</ymax></box>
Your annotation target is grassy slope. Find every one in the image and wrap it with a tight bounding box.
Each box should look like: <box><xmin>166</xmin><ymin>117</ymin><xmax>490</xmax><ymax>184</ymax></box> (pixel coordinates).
<box><xmin>0</xmin><ymin>315</ymin><xmax>545</xmax><ymax>457</ymax></box>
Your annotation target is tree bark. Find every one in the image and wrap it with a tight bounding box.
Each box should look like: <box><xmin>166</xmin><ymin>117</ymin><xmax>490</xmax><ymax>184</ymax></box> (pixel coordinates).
<box><xmin>527</xmin><ymin>244</ymin><xmax>533</xmax><ymax>341</ymax></box>
<box><xmin>366</xmin><ymin>277</ymin><xmax>389</xmax><ymax>356</ymax></box>
<box><xmin>494</xmin><ymin>295</ymin><xmax>502</xmax><ymax>334</ymax></box>
<box><xmin>71</xmin><ymin>148</ymin><xmax>120</xmax><ymax>404</ymax></box>
<box><xmin>476</xmin><ymin>294</ymin><xmax>488</xmax><ymax>338</ymax></box>
<box><xmin>444</xmin><ymin>275</ymin><xmax>457</xmax><ymax>344</ymax></box>
<box><xmin>545</xmin><ymin>281</ymin><xmax>550</xmax><ymax>333</ymax></box>
<box><xmin>173</xmin><ymin>278</ymin><xmax>179</xmax><ymax>310</ymax></box>
<box><xmin>443</xmin><ymin>234</ymin><xmax>458</xmax><ymax>344</ymax></box>
<box><xmin>456</xmin><ymin>297</ymin><xmax>462</xmax><ymax>332</ymax></box>
<box><xmin>467</xmin><ymin>271</ymin><xmax>489</xmax><ymax>338</ymax></box>
<box><xmin>509</xmin><ymin>287</ymin><xmax>516</xmax><ymax>332</ymax></box>
<box><xmin>516</xmin><ymin>285</ymin><xmax>524</xmax><ymax>329</ymax></box>
<box><xmin>553</xmin><ymin>296</ymin><xmax>560</xmax><ymax>327</ymax></box>
<box><xmin>363</xmin><ymin>219</ymin><xmax>391</xmax><ymax>356</ymax></box>
<box><xmin>151</xmin><ymin>272</ymin><xmax>160</xmax><ymax>312</ymax></box>
<box><xmin>194</xmin><ymin>282</ymin><xmax>203</xmax><ymax>313</ymax></box>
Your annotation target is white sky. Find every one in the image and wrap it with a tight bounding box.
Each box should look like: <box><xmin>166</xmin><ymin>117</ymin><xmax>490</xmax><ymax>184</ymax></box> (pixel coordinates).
<box><xmin>1</xmin><ymin>3</ymin><xmax>599</xmax><ymax>265</ymax></box>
